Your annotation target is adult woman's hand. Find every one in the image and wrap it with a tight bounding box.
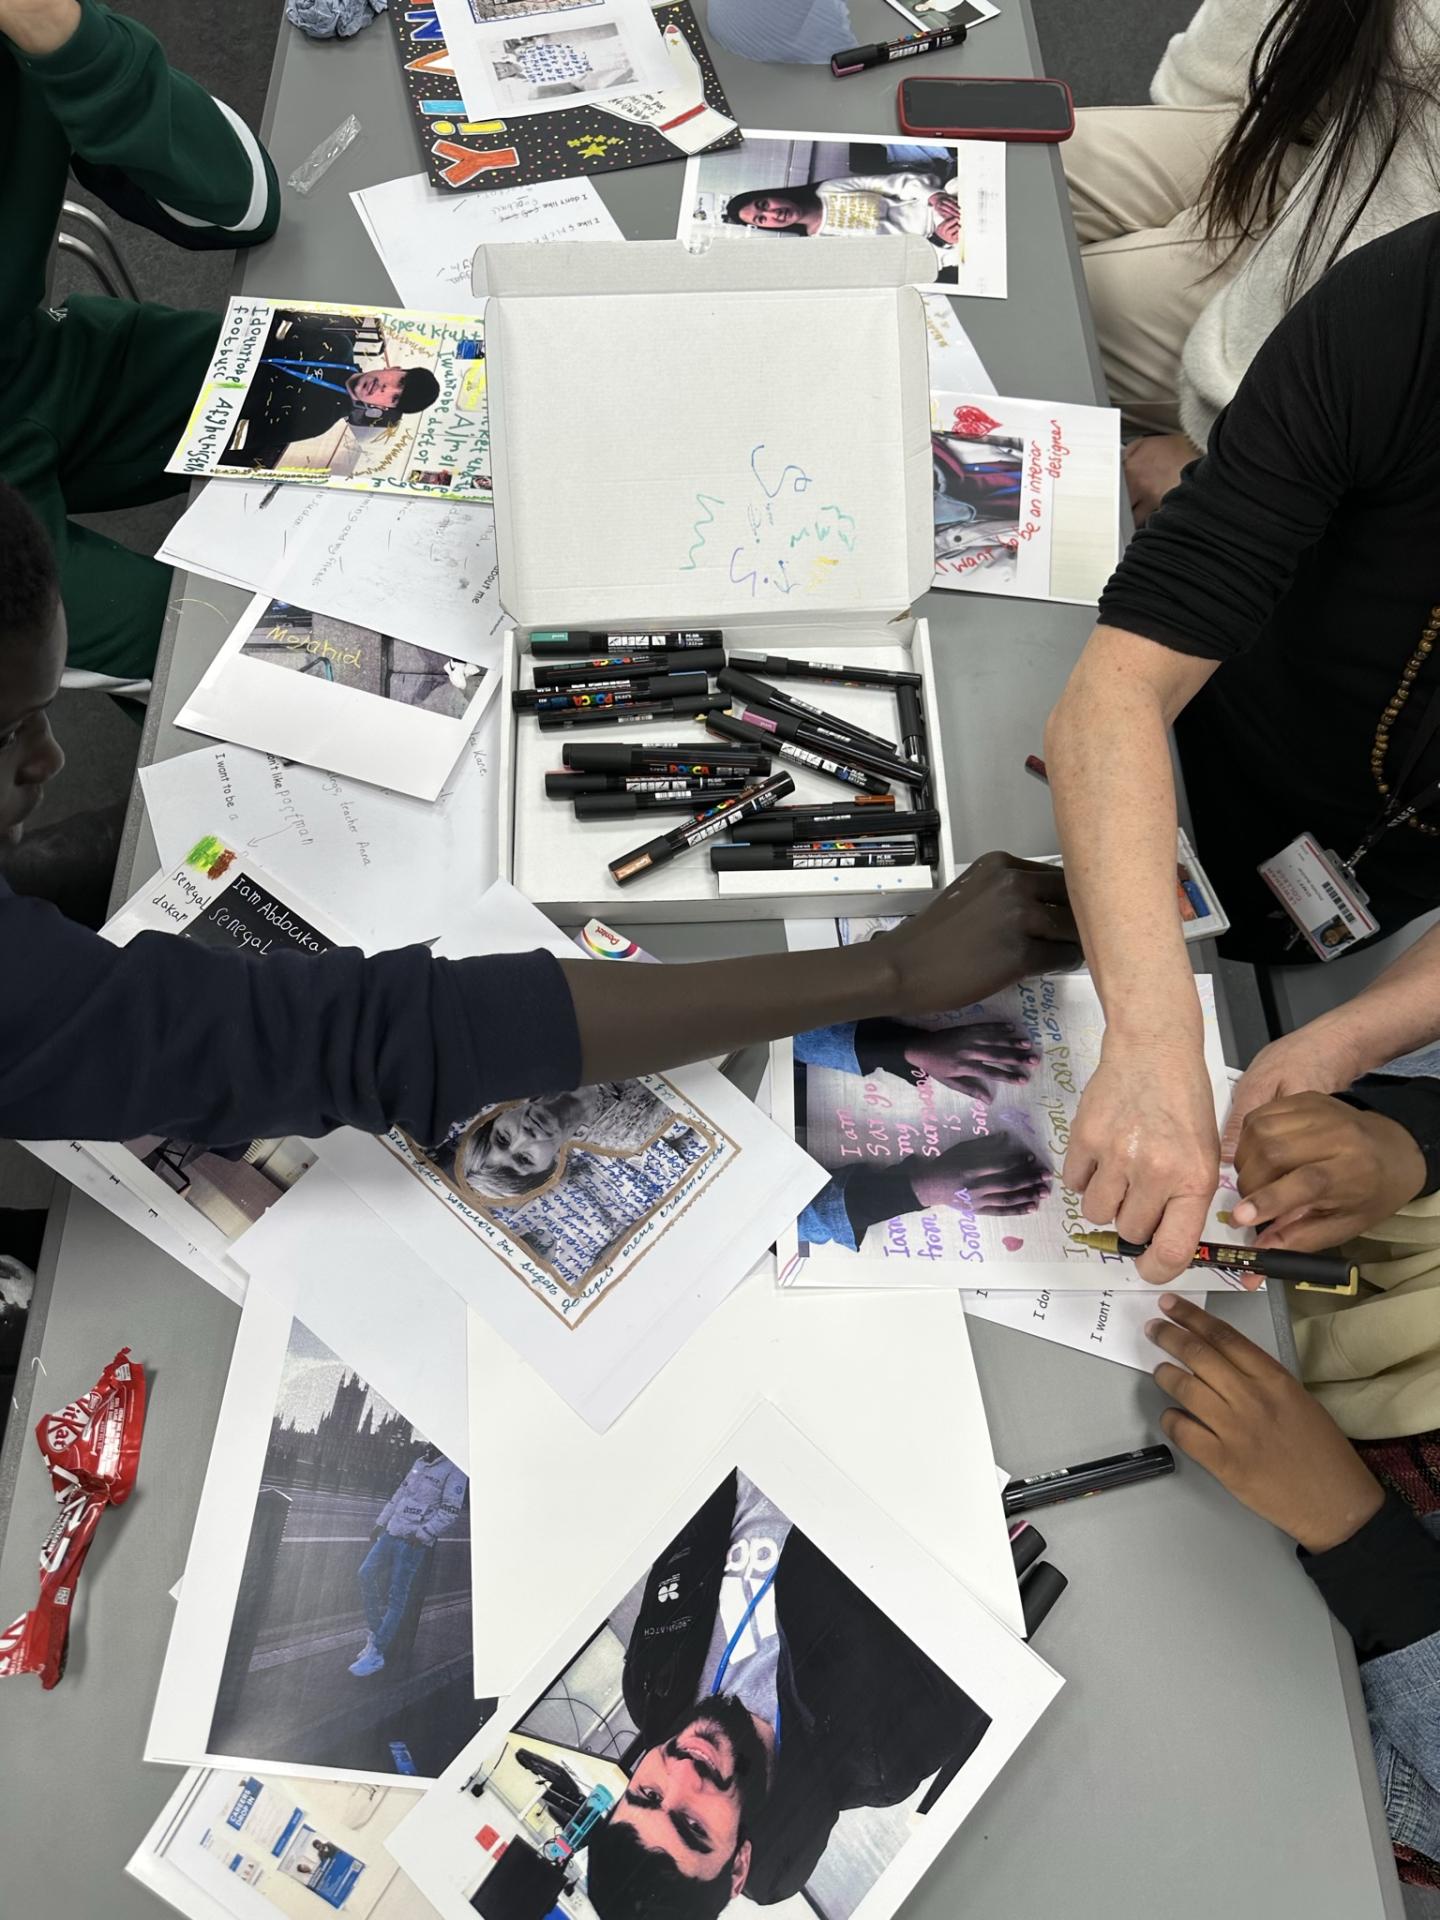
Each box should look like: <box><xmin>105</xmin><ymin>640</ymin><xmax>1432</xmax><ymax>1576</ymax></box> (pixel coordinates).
<box><xmin>1221</xmin><ymin>1023</ymin><xmax>1367</xmax><ymax>1157</ymax></box>
<box><xmin>1064</xmin><ymin>1037</ymin><xmax>1221</xmax><ymax>1285</ymax></box>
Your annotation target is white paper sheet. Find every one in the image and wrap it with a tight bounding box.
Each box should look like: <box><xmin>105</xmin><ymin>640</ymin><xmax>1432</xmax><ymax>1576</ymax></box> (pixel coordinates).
<box><xmin>352</xmin><ymin>172</ymin><xmax>621</xmax><ymax>312</ymax></box>
<box><xmin>467</xmin><ymin>1262</ymin><xmax>1024</xmax><ymax>1691</ymax></box>
<box><xmin>920</xmin><ymin>291</ymin><xmax>995</xmax><ymax>395</ymax></box>
<box><xmin>432</xmin><ymin>0</ymin><xmax>672</xmax><ymax>123</ymax></box>
<box><xmin>139</xmin><ymin>706</ymin><xmax>500</xmax><ymax>950</ymax></box>
<box><xmin>312</xmin><ymin>883</ymin><xmax>827</xmax><ymax>1430</ymax></box>
<box><xmin>149</xmin><ymin>1258</ymin><xmax>492</xmax><ymax>1785</ymax></box>
<box><xmin>963</xmin><ymin>1284</ymin><xmax>1209</xmax><ymax>1371</ymax></box>
<box><xmin>930</xmin><ymin>389</ymin><xmax>1121</xmax><ymax>604</ymax></box>
<box><xmin>679</xmin><ymin>128</ymin><xmax>1008</xmax><ymax>298</ymax></box>
<box><xmin>175</xmin><ymin>593</ymin><xmax>496</xmax><ymax>803</ymax></box>
<box><xmin>158</xmin><ymin>484</ymin><xmax>503</xmax><ymax>665</ymax></box>
<box><xmin>128</xmin><ymin>1768</ymin><xmax>431</xmax><ymax>1920</ymax></box>
<box><xmin>389</xmin><ymin>1405</ymin><xmax>1060</xmax><ymax>1920</ymax></box>
<box><xmin>775</xmin><ymin>921</ymin><xmax>1241</xmax><ymax>1290</ymax></box>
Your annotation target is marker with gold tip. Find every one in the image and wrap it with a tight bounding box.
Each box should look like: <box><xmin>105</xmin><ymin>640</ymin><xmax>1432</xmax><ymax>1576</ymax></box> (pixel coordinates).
<box><xmin>1071</xmin><ymin>1229</ymin><xmax>1360</xmax><ymax>1294</ymax></box>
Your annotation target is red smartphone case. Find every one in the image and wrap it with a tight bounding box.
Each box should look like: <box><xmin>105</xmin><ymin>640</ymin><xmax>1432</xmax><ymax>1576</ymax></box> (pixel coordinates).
<box><xmin>895</xmin><ymin>75</ymin><xmax>1075</xmax><ymax>143</ymax></box>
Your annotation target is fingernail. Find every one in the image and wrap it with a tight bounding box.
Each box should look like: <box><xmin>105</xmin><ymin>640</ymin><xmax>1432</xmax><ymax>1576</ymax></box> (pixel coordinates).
<box><xmin>1144</xmin><ymin>1319</ymin><xmax>1164</xmax><ymax>1341</ymax></box>
<box><xmin>1232</xmin><ymin>1201</ymin><xmax>1256</xmax><ymax>1224</ymax></box>
<box><xmin>1158</xmin><ymin>1292</ymin><xmax>1179</xmax><ymax>1312</ymax></box>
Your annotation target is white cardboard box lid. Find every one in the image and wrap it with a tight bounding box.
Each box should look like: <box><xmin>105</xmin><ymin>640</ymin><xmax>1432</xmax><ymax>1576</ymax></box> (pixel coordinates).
<box><xmin>476</xmin><ymin>238</ymin><xmax>934</xmax><ymax>630</ymax></box>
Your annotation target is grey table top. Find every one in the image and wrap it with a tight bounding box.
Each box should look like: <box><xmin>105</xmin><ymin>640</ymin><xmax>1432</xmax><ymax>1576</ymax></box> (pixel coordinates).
<box><xmin>0</xmin><ymin>5</ymin><xmax>1404</xmax><ymax>1918</ymax></box>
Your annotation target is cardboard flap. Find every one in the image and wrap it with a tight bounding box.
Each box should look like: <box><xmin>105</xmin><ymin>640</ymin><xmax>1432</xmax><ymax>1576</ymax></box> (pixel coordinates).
<box><xmin>473</xmin><ymin>234</ymin><xmax>938</xmax><ymax>299</ymax></box>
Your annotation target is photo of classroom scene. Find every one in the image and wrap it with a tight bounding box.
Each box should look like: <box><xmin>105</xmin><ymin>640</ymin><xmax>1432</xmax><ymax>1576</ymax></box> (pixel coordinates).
<box><xmin>239</xmin><ymin>601</ymin><xmax>484</xmax><ymax>720</ymax></box>
<box><xmin>468</xmin><ymin>0</ymin><xmax>603</xmax><ymax>19</ymax></box>
<box><xmin>207</xmin><ymin>1319</ymin><xmax>493</xmax><ymax>1779</ymax></box>
<box><xmin>444</xmin><ymin>1466</ymin><xmax>992</xmax><ymax>1920</ymax></box>
<box><xmin>483</xmin><ymin>20</ymin><xmax>642</xmax><ymax>108</ymax></box>
<box><xmin>122</xmin><ymin>1133</ymin><xmax>313</xmax><ymax>1243</ymax></box>
<box><xmin>220</xmin><ymin>307</ymin><xmax>478</xmax><ymax>485</ymax></box>
<box><xmin>682</xmin><ymin>137</ymin><xmax>965</xmax><ymax>283</ymax></box>
<box><xmin>930</xmin><ymin>409</ymin><xmax>1025</xmax><ymax>586</ymax></box>
<box><xmin>392</xmin><ymin>1078</ymin><xmax>731</xmax><ymax>1319</ymax></box>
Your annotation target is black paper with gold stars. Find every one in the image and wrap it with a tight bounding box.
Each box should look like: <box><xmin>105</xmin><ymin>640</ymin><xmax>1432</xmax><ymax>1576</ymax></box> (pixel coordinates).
<box><xmin>392</xmin><ymin>1</ymin><xmax>742</xmax><ymax>193</ymax></box>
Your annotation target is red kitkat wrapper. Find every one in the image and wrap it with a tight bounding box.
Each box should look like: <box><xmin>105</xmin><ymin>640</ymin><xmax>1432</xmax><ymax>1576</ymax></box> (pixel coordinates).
<box><xmin>0</xmin><ymin>1348</ymin><xmax>146</xmax><ymax>1688</ymax></box>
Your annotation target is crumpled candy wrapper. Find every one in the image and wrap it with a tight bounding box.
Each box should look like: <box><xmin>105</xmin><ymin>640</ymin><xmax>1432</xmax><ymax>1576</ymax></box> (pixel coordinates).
<box><xmin>286</xmin><ymin>0</ymin><xmax>386</xmax><ymax>40</ymax></box>
<box><xmin>0</xmin><ymin>1349</ymin><xmax>146</xmax><ymax>1689</ymax></box>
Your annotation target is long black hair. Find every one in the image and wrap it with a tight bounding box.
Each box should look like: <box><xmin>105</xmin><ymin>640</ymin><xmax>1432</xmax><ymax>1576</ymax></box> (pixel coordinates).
<box><xmin>1200</xmin><ymin>0</ymin><xmax>1440</xmax><ymax>293</ymax></box>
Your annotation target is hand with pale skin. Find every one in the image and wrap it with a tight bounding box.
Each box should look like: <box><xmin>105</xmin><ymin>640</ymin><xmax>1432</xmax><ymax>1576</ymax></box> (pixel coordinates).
<box><xmin>1230</xmin><ymin>1092</ymin><xmax>1427</xmax><ymax>1250</ymax></box>
<box><xmin>1147</xmin><ymin>1296</ymin><xmax>1384</xmax><ymax>1553</ymax></box>
<box><xmin>1220</xmin><ymin>1024</ymin><xmax>1368</xmax><ymax>1159</ymax></box>
<box><xmin>1123</xmin><ymin>433</ymin><xmax>1200</xmax><ymax>528</ymax></box>
<box><xmin>900</xmin><ymin>1019</ymin><xmax>1040</xmax><ymax>1102</ymax></box>
<box><xmin>1064</xmin><ymin>1038</ymin><xmax>1221</xmax><ymax>1285</ymax></box>
<box><xmin>908</xmin><ymin>1136</ymin><xmax>1052</xmax><ymax>1215</ymax></box>
<box><xmin>0</xmin><ymin>0</ymin><xmax>80</xmax><ymax>52</ymax></box>
<box><xmin>928</xmin><ymin>191</ymin><xmax>961</xmax><ymax>246</ymax></box>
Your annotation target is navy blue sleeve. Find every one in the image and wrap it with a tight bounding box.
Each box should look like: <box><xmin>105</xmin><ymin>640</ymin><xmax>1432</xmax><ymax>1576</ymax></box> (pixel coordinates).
<box><xmin>1337</xmin><ymin>1073</ymin><xmax>1440</xmax><ymax>1198</ymax></box>
<box><xmin>0</xmin><ymin>885</ymin><xmax>581</xmax><ymax>1146</ymax></box>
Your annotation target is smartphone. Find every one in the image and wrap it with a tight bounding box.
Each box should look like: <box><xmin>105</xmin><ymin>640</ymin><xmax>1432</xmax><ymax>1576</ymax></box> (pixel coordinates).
<box><xmin>897</xmin><ymin>75</ymin><xmax>1075</xmax><ymax>143</ymax></box>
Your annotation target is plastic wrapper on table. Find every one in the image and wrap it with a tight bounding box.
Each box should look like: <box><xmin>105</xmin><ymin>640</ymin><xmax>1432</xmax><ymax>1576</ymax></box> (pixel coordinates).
<box><xmin>286</xmin><ymin>0</ymin><xmax>386</xmax><ymax>39</ymax></box>
<box><xmin>0</xmin><ymin>1348</ymin><xmax>146</xmax><ymax>1689</ymax></box>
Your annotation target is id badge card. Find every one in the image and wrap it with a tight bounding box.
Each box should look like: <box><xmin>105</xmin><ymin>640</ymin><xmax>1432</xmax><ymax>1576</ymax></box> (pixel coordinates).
<box><xmin>1258</xmin><ymin>833</ymin><xmax>1380</xmax><ymax>961</ymax></box>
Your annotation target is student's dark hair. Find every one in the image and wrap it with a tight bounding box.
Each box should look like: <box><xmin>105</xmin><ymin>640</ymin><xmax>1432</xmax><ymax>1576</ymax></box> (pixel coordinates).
<box><xmin>397</xmin><ymin>367</ymin><xmax>441</xmax><ymax>414</ymax></box>
<box><xmin>456</xmin><ymin>1108</ymin><xmax>556</xmax><ymax>1201</ymax></box>
<box><xmin>0</xmin><ymin>482</ymin><xmax>59</xmax><ymax>649</ymax></box>
<box><xmin>584</xmin><ymin>1816</ymin><xmax>737</xmax><ymax>1920</ymax></box>
<box><xmin>1200</xmin><ymin>0</ymin><xmax>1440</xmax><ymax>295</ymax></box>
<box><xmin>722</xmin><ymin>186</ymin><xmax>822</xmax><ymax>228</ymax></box>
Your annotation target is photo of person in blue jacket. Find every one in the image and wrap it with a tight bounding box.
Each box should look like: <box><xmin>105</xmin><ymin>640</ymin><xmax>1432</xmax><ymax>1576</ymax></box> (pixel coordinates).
<box><xmin>351</xmin><ymin>1442</ymin><xmax>469</xmax><ymax>1679</ymax></box>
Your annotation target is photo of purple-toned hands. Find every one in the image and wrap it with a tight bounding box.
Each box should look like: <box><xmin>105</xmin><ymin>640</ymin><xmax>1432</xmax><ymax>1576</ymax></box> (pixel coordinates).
<box><xmin>894</xmin><ymin>1018</ymin><xmax>1042</xmax><ymax>1104</ymax></box>
<box><xmin>905</xmin><ymin>1135</ymin><xmax>1053</xmax><ymax>1218</ymax></box>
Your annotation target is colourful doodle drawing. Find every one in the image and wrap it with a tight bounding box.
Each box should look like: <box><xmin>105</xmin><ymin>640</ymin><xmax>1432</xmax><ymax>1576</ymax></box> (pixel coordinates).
<box><xmin>389</xmin><ymin>0</ymin><xmax>739</xmax><ymax>194</ymax></box>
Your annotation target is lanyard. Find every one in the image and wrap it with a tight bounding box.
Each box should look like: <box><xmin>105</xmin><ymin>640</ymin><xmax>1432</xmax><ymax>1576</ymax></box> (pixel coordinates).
<box><xmin>1345</xmin><ymin>675</ymin><xmax>1440</xmax><ymax>874</ymax></box>
<box><xmin>710</xmin><ymin>1566</ymin><xmax>777</xmax><ymax>1694</ymax></box>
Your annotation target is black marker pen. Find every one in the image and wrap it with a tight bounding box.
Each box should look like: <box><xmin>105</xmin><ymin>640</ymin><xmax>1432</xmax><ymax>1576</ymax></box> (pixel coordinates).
<box><xmin>717</xmin><ymin>668</ymin><xmax>901</xmax><ymax>757</ymax></box>
<box><xmin>706</xmin><ymin>712</ymin><xmax>891</xmax><ymax>796</ymax></box>
<box><xmin>897</xmin><ymin>682</ymin><xmax>942</xmax><ymax>866</ymax></box>
<box><xmin>727</xmin><ymin>652</ymin><xmax>922</xmax><ymax>691</ymax></box>
<box><xmin>609</xmin><ymin>772</ymin><xmax>795</xmax><ymax>887</ymax></box>
<box><xmin>529</xmin><ymin>629</ymin><xmax>721</xmax><ymax>657</ymax></box>
<box><xmin>546</xmin><ymin>772</ymin><xmax>752</xmax><ymax>797</ymax></box>
<box><xmin>712</xmin><ymin>843</ymin><xmax>919</xmax><ymax>872</ymax></box>
<box><xmin>514</xmin><ymin>673</ymin><xmax>707</xmax><ymax>713</ymax></box>
<box><xmin>731</xmin><ymin>701</ymin><xmax>929</xmax><ymax>788</ymax></box>
<box><xmin>576</xmin><ymin>790</ymin><xmax>749</xmax><ymax>820</ymax></box>
<box><xmin>534</xmin><ymin>648</ymin><xmax>724</xmax><ymax>688</ymax></box>
<box><xmin>1002</xmin><ymin>1445</ymin><xmax>1175</xmax><ymax>1517</ymax></box>
<box><xmin>538</xmin><ymin>694</ymin><xmax>722</xmax><ymax>733</ymax></box>
<box><xmin>740</xmin><ymin>808</ymin><xmax>940</xmax><ymax>845</ymax></box>
<box><xmin>562</xmin><ymin>742</ymin><xmax>768</xmax><ymax>773</ymax></box>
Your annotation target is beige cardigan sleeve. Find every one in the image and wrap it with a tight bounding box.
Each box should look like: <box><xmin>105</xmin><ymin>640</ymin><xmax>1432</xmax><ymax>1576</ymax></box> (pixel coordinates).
<box><xmin>1292</xmin><ymin>1193</ymin><xmax>1440</xmax><ymax>1442</ymax></box>
<box><xmin>1150</xmin><ymin>0</ymin><xmax>1276</xmax><ymax>109</ymax></box>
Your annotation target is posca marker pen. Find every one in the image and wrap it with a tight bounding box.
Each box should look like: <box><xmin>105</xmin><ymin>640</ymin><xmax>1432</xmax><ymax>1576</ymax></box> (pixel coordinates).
<box><xmin>545</xmin><ymin>772</ymin><xmax>752</xmax><ymax>797</ymax></box>
<box><xmin>739</xmin><ymin>808</ymin><xmax>939</xmax><ymax>845</ymax></box>
<box><xmin>575</xmin><ymin>790</ymin><xmax>750</xmax><ymax>820</ymax></box>
<box><xmin>514</xmin><ymin>673</ymin><xmax>708</xmax><ymax>713</ymax></box>
<box><xmin>726</xmin><ymin>652</ymin><xmax>922</xmax><ymax>691</ymax></box>
<box><xmin>706</xmin><ymin>711</ymin><xmax>891</xmax><ymax>795</ymax></box>
<box><xmin>534</xmin><ymin>649</ymin><xmax>725</xmax><ymax>687</ymax></box>
<box><xmin>562</xmin><ymin>742</ymin><xmax>768</xmax><ymax>772</ymax></box>
<box><xmin>609</xmin><ymin>772</ymin><xmax>795</xmax><ymax>887</ymax></box>
<box><xmin>529</xmin><ymin>629</ymin><xmax>721</xmax><ymax>656</ymax></box>
<box><xmin>716</xmin><ymin>668</ymin><xmax>902</xmax><ymax>757</ymax></box>
<box><xmin>712</xmin><ymin>843</ymin><xmax>919</xmax><ymax>872</ymax></box>
<box><xmin>730</xmin><ymin>702</ymin><xmax>929</xmax><ymax>788</ymax></box>
<box><xmin>538</xmin><ymin>694</ymin><xmax>721</xmax><ymax>733</ymax></box>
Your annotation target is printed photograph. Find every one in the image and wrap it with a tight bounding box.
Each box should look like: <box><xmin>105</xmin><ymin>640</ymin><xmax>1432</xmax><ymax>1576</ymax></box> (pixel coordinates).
<box><xmin>468</xmin><ymin>0</ymin><xmax>604</xmax><ymax>19</ymax></box>
<box><xmin>681</xmin><ymin>135</ymin><xmax>967</xmax><ymax>284</ymax></box>
<box><xmin>433</xmin><ymin>1466</ymin><xmax>992</xmax><ymax>1919</ymax></box>
<box><xmin>238</xmin><ymin>601</ymin><xmax>484</xmax><ymax>720</ymax></box>
<box><xmin>930</xmin><ymin>403</ymin><xmax>1024</xmax><ymax>586</ymax></box>
<box><xmin>207</xmin><ymin>1318</ymin><xmax>493</xmax><ymax>1779</ymax></box>
<box><xmin>484</xmin><ymin>20</ymin><xmax>642</xmax><ymax>107</ymax></box>
<box><xmin>220</xmin><ymin>307</ymin><xmax>484</xmax><ymax>486</ymax></box>
<box><xmin>388</xmin><ymin>1077</ymin><xmax>732</xmax><ymax>1324</ymax></box>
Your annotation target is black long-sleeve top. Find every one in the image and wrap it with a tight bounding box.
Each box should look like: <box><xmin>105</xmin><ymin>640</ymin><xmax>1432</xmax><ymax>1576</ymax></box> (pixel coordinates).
<box><xmin>1097</xmin><ymin>214</ymin><xmax>1440</xmax><ymax>959</ymax></box>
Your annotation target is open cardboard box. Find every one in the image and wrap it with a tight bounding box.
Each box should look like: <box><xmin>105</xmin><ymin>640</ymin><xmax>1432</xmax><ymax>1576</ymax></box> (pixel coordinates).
<box><xmin>478</xmin><ymin>236</ymin><xmax>956</xmax><ymax>921</ymax></box>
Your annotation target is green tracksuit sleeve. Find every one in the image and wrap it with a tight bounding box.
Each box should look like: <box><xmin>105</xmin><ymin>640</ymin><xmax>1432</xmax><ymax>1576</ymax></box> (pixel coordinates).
<box><xmin>13</xmin><ymin>0</ymin><xmax>279</xmax><ymax>246</ymax></box>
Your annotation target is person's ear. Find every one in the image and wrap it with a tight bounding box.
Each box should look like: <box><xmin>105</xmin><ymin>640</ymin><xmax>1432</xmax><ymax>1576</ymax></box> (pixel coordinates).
<box><xmin>729</xmin><ymin>1840</ymin><xmax>752</xmax><ymax>1898</ymax></box>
